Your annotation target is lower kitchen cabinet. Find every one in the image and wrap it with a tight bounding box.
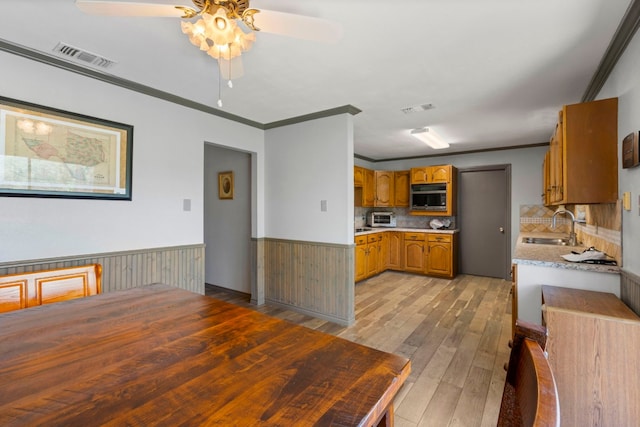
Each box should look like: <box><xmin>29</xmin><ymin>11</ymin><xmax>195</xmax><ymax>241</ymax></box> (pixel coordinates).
<box><xmin>388</xmin><ymin>232</ymin><xmax>403</xmax><ymax>270</ymax></box>
<box><xmin>426</xmin><ymin>234</ymin><xmax>453</xmax><ymax>277</ymax></box>
<box><xmin>355</xmin><ymin>233</ymin><xmax>384</xmax><ymax>282</ymax></box>
<box><xmin>354</xmin><ymin>236</ymin><xmax>368</xmax><ymax>282</ymax></box>
<box><xmin>404</xmin><ymin>232</ymin><xmax>426</xmax><ymax>273</ymax></box>
<box><xmin>355</xmin><ymin>230</ymin><xmax>456</xmax><ymax>282</ymax></box>
<box><xmin>366</xmin><ymin>234</ymin><xmax>380</xmax><ymax>277</ymax></box>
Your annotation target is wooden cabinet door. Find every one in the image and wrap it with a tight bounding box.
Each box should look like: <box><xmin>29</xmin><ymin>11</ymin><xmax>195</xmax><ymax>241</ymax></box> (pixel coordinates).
<box><xmin>394</xmin><ymin>171</ymin><xmax>410</xmax><ymax>207</ymax></box>
<box><xmin>374</xmin><ymin>171</ymin><xmax>394</xmax><ymax>207</ymax></box>
<box><xmin>366</xmin><ymin>242</ymin><xmax>379</xmax><ymax>277</ymax></box>
<box><xmin>426</xmin><ymin>239</ymin><xmax>452</xmax><ymax>277</ymax></box>
<box><xmin>363</xmin><ymin>168</ymin><xmax>375</xmax><ymax>207</ymax></box>
<box><xmin>379</xmin><ymin>233</ymin><xmax>389</xmax><ymax>270</ymax></box>
<box><xmin>388</xmin><ymin>232</ymin><xmax>403</xmax><ymax>270</ymax></box>
<box><xmin>404</xmin><ymin>233</ymin><xmax>425</xmax><ymax>273</ymax></box>
<box><xmin>549</xmin><ymin>112</ymin><xmax>564</xmax><ymax>204</ymax></box>
<box><xmin>430</xmin><ymin>165</ymin><xmax>451</xmax><ymax>183</ymax></box>
<box><xmin>410</xmin><ymin>167</ymin><xmax>429</xmax><ymax>184</ymax></box>
<box><xmin>355</xmin><ymin>241</ymin><xmax>367</xmax><ymax>282</ymax></box>
<box><xmin>354</xmin><ymin>166</ymin><xmax>364</xmax><ymax>187</ymax></box>
<box><xmin>542</xmin><ymin>151</ymin><xmax>550</xmax><ymax>205</ymax></box>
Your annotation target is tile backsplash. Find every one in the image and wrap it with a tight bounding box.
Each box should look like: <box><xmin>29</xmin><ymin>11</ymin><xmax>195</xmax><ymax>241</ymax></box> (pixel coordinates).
<box><xmin>354</xmin><ymin>207</ymin><xmax>456</xmax><ymax>230</ymax></box>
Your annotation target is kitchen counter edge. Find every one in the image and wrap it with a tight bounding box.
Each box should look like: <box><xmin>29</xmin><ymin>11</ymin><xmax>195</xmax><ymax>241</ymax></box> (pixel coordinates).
<box><xmin>512</xmin><ymin>232</ymin><xmax>619</xmax><ymax>275</ymax></box>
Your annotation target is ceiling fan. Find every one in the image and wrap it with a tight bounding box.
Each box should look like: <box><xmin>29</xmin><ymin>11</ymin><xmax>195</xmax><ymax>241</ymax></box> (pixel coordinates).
<box><xmin>75</xmin><ymin>1</ymin><xmax>342</xmax><ymax>74</ymax></box>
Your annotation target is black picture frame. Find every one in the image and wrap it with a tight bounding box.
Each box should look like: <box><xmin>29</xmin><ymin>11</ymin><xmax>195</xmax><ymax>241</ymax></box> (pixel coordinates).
<box><xmin>0</xmin><ymin>95</ymin><xmax>133</xmax><ymax>200</ymax></box>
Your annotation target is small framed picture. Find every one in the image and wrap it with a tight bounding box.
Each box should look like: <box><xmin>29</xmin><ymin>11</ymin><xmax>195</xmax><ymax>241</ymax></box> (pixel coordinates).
<box><xmin>218</xmin><ymin>171</ymin><xmax>233</xmax><ymax>199</ymax></box>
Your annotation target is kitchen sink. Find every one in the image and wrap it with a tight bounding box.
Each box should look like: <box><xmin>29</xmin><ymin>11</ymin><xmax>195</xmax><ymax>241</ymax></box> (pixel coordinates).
<box><xmin>521</xmin><ymin>237</ymin><xmax>569</xmax><ymax>245</ymax></box>
<box><xmin>355</xmin><ymin>227</ymin><xmax>373</xmax><ymax>232</ymax></box>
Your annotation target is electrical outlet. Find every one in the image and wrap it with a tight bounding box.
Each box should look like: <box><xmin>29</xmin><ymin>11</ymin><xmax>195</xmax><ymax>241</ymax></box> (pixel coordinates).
<box><xmin>320</xmin><ymin>200</ymin><xmax>327</xmax><ymax>212</ymax></box>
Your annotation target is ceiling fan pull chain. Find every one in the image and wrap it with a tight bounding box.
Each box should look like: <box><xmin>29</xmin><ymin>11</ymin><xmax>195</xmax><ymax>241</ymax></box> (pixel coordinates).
<box><xmin>227</xmin><ymin>51</ymin><xmax>233</xmax><ymax>88</ymax></box>
<box><xmin>217</xmin><ymin>64</ymin><xmax>223</xmax><ymax>108</ymax></box>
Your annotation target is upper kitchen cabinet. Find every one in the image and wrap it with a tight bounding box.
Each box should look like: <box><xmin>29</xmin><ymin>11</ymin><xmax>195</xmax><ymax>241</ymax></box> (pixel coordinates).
<box><xmin>354</xmin><ymin>166</ymin><xmax>364</xmax><ymax>187</ymax></box>
<box><xmin>545</xmin><ymin>97</ymin><xmax>618</xmax><ymax>205</ymax></box>
<box><xmin>354</xmin><ymin>166</ymin><xmax>375</xmax><ymax>207</ymax></box>
<box><xmin>410</xmin><ymin>165</ymin><xmax>452</xmax><ymax>184</ymax></box>
<box><xmin>374</xmin><ymin>171</ymin><xmax>395</xmax><ymax>207</ymax></box>
<box><xmin>354</xmin><ymin>167</ymin><xmax>410</xmax><ymax>208</ymax></box>
<box><xmin>394</xmin><ymin>171</ymin><xmax>410</xmax><ymax>207</ymax></box>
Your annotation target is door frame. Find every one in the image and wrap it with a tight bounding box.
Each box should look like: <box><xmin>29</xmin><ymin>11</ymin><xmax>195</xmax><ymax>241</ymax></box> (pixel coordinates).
<box><xmin>457</xmin><ymin>164</ymin><xmax>512</xmax><ymax>280</ymax></box>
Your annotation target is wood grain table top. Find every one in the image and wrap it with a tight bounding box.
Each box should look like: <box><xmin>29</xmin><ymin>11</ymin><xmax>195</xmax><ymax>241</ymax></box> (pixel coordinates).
<box><xmin>0</xmin><ymin>284</ymin><xmax>410</xmax><ymax>426</ymax></box>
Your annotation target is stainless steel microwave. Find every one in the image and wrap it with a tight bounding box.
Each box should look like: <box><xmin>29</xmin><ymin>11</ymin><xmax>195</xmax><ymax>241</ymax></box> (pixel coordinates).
<box><xmin>410</xmin><ymin>183</ymin><xmax>447</xmax><ymax>211</ymax></box>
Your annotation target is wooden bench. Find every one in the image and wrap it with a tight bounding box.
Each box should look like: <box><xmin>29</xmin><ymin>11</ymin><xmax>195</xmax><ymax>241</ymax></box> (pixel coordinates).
<box><xmin>498</xmin><ymin>320</ymin><xmax>560</xmax><ymax>427</ymax></box>
<box><xmin>0</xmin><ymin>264</ymin><xmax>102</xmax><ymax>313</ymax></box>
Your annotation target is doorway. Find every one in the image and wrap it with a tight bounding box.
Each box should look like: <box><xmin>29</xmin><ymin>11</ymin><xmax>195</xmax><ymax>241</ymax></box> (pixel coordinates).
<box><xmin>458</xmin><ymin>165</ymin><xmax>511</xmax><ymax>280</ymax></box>
<box><xmin>203</xmin><ymin>144</ymin><xmax>252</xmax><ymax>293</ymax></box>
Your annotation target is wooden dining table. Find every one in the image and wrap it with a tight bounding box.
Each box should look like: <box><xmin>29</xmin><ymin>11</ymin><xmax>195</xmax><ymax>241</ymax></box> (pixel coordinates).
<box><xmin>0</xmin><ymin>284</ymin><xmax>410</xmax><ymax>426</ymax></box>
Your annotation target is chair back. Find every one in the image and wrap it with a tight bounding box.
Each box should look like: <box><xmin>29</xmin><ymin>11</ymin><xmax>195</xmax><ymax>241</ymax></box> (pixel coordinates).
<box><xmin>497</xmin><ymin>320</ymin><xmax>560</xmax><ymax>427</ymax></box>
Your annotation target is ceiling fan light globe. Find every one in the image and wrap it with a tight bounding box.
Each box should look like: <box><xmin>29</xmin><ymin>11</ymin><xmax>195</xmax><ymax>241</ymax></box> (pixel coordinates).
<box><xmin>214</xmin><ymin>16</ymin><xmax>228</xmax><ymax>31</ymax></box>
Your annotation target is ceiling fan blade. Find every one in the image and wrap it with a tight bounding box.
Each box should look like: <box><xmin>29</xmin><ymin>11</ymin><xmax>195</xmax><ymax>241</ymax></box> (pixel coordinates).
<box><xmin>251</xmin><ymin>10</ymin><xmax>343</xmax><ymax>43</ymax></box>
<box><xmin>75</xmin><ymin>1</ymin><xmax>190</xmax><ymax>17</ymax></box>
<box><xmin>219</xmin><ymin>57</ymin><xmax>244</xmax><ymax>80</ymax></box>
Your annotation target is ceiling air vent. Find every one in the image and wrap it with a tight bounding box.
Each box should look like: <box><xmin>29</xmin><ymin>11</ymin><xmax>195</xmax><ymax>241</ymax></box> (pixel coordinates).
<box><xmin>52</xmin><ymin>42</ymin><xmax>117</xmax><ymax>69</ymax></box>
<box><xmin>401</xmin><ymin>103</ymin><xmax>434</xmax><ymax>114</ymax></box>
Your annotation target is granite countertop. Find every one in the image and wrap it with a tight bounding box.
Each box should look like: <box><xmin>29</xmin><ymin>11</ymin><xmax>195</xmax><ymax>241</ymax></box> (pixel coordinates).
<box><xmin>355</xmin><ymin>227</ymin><xmax>459</xmax><ymax>236</ymax></box>
<box><xmin>513</xmin><ymin>232</ymin><xmax>620</xmax><ymax>274</ymax></box>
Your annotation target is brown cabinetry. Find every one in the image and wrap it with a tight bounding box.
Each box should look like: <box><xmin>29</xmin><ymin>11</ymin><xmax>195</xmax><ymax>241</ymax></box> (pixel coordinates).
<box><xmin>355</xmin><ymin>233</ymin><xmax>384</xmax><ymax>281</ymax></box>
<box><xmin>374</xmin><ymin>171</ymin><xmax>394</xmax><ymax>207</ymax></box>
<box><xmin>544</xmin><ymin>97</ymin><xmax>618</xmax><ymax>205</ymax></box>
<box><xmin>354</xmin><ymin>167</ymin><xmax>410</xmax><ymax>208</ymax></box>
<box><xmin>426</xmin><ymin>234</ymin><xmax>454</xmax><ymax>278</ymax></box>
<box><xmin>354</xmin><ymin>166</ymin><xmax>364</xmax><ymax>187</ymax></box>
<box><xmin>388</xmin><ymin>232</ymin><xmax>403</xmax><ymax>270</ymax></box>
<box><xmin>403</xmin><ymin>232</ymin><xmax>426</xmax><ymax>273</ymax></box>
<box><xmin>542</xmin><ymin>285</ymin><xmax>640</xmax><ymax>426</ymax></box>
<box><xmin>355</xmin><ymin>231</ymin><xmax>456</xmax><ymax>282</ymax></box>
<box><xmin>410</xmin><ymin>165</ymin><xmax>451</xmax><ymax>184</ymax></box>
<box><xmin>393</xmin><ymin>171</ymin><xmax>410</xmax><ymax>207</ymax></box>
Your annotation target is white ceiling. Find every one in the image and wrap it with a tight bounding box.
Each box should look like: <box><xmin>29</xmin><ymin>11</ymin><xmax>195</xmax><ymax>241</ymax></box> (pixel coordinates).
<box><xmin>0</xmin><ymin>0</ymin><xmax>634</xmax><ymax>160</ymax></box>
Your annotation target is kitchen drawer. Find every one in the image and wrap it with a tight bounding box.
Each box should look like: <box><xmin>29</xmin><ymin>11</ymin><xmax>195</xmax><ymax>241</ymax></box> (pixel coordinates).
<box><xmin>428</xmin><ymin>234</ymin><xmax>452</xmax><ymax>243</ymax></box>
<box><xmin>355</xmin><ymin>236</ymin><xmax>368</xmax><ymax>246</ymax></box>
<box><xmin>367</xmin><ymin>234</ymin><xmax>381</xmax><ymax>244</ymax></box>
<box><xmin>404</xmin><ymin>232</ymin><xmax>425</xmax><ymax>241</ymax></box>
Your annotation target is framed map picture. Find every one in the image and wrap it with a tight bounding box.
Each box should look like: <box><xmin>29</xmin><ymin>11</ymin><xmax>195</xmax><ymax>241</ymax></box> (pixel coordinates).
<box><xmin>218</xmin><ymin>171</ymin><xmax>233</xmax><ymax>199</ymax></box>
<box><xmin>0</xmin><ymin>96</ymin><xmax>133</xmax><ymax>200</ymax></box>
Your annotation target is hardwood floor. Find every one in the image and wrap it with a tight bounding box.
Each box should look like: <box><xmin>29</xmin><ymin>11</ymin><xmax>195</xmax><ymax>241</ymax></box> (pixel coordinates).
<box><xmin>205</xmin><ymin>271</ymin><xmax>512</xmax><ymax>427</ymax></box>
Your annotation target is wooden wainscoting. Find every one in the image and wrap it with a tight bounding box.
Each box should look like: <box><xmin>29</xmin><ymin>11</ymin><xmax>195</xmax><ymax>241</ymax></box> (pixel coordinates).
<box><xmin>621</xmin><ymin>269</ymin><xmax>640</xmax><ymax>316</ymax></box>
<box><xmin>262</xmin><ymin>238</ymin><xmax>355</xmax><ymax>326</ymax></box>
<box><xmin>0</xmin><ymin>244</ymin><xmax>205</xmax><ymax>295</ymax></box>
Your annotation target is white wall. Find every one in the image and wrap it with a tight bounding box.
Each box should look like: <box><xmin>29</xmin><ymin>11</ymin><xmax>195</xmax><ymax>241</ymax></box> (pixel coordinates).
<box><xmin>598</xmin><ymin>29</ymin><xmax>640</xmax><ymax>275</ymax></box>
<box><xmin>0</xmin><ymin>51</ymin><xmax>265</xmax><ymax>263</ymax></box>
<box><xmin>204</xmin><ymin>145</ymin><xmax>251</xmax><ymax>293</ymax></box>
<box><xmin>370</xmin><ymin>145</ymin><xmax>548</xmax><ymax>254</ymax></box>
<box><xmin>265</xmin><ymin>114</ymin><xmax>354</xmax><ymax>245</ymax></box>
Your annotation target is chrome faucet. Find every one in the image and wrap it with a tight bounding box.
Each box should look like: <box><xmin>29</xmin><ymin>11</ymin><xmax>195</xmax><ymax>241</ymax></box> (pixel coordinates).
<box><xmin>552</xmin><ymin>209</ymin><xmax>585</xmax><ymax>246</ymax></box>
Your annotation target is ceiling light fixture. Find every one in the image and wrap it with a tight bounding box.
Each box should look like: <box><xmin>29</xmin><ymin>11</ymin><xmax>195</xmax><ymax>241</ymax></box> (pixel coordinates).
<box><xmin>410</xmin><ymin>127</ymin><xmax>450</xmax><ymax>149</ymax></box>
<box><xmin>179</xmin><ymin>1</ymin><xmax>259</xmax><ymax>107</ymax></box>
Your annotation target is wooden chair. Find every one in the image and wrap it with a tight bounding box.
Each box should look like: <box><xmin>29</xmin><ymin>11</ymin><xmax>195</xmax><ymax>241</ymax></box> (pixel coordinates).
<box><xmin>0</xmin><ymin>264</ymin><xmax>102</xmax><ymax>313</ymax></box>
<box><xmin>497</xmin><ymin>320</ymin><xmax>560</xmax><ymax>427</ymax></box>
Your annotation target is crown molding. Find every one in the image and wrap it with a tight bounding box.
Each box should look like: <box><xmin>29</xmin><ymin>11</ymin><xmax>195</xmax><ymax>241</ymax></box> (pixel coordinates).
<box><xmin>582</xmin><ymin>0</ymin><xmax>640</xmax><ymax>101</ymax></box>
<box><xmin>0</xmin><ymin>38</ymin><xmax>360</xmax><ymax>131</ymax></box>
